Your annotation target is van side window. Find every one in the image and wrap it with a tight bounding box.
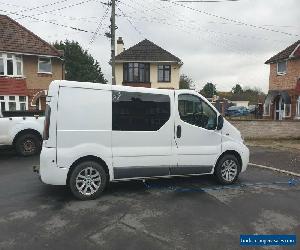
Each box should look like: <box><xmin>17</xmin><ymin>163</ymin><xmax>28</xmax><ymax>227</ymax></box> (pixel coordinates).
<box><xmin>112</xmin><ymin>91</ymin><xmax>170</xmax><ymax>131</ymax></box>
<box><xmin>178</xmin><ymin>94</ymin><xmax>217</xmax><ymax>130</ymax></box>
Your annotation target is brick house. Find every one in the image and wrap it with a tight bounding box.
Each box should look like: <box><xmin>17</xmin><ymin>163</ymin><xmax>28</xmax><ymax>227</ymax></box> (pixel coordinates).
<box><xmin>115</xmin><ymin>38</ymin><xmax>183</xmax><ymax>89</ymax></box>
<box><xmin>0</xmin><ymin>15</ymin><xmax>64</xmax><ymax>112</ymax></box>
<box><xmin>264</xmin><ymin>40</ymin><xmax>300</xmax><ymax>120</ymax></box>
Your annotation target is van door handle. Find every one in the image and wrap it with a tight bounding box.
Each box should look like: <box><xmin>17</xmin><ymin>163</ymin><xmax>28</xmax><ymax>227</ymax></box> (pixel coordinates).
<box><xmin>176</xmin><ymin>125</ymin><xmax>181</xmax><ymax>138</ymax></box>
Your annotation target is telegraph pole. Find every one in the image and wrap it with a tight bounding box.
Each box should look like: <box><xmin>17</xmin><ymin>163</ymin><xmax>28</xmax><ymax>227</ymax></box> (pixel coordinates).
<box><xmin>110</xmin><ymin>0</ymin><xmax>116</xmax><ymax>85</ymax></box>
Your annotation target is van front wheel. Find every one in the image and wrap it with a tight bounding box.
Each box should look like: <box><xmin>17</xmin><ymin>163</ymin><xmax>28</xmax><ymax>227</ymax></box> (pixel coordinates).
<box><xmin>69</xmin><ymin>161</ymin><xmax>107</xmax><ymax>200</ymax></box>
<box><xmin>214</xmin><ymin>155</ymin><xmax>240</xmax><ymax>185</ymax></box>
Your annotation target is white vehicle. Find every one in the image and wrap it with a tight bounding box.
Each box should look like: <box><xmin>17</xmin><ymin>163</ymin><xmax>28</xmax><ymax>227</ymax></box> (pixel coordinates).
<box><xmin>0</xmin><ymin>110</ymin><xmax>44</xmax><ymax>156</ymax></box>
<box><xmin>37</xmin><ymin>80</ymin><xmax>249</xmax><ymax>200</ymax></box>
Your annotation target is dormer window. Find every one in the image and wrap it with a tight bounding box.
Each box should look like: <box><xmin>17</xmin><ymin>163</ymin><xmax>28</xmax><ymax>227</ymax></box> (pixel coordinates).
<box><xmin>277</xmin><ymin>61</ymin><xmax>287</xmax><ymax>75</ymax></box>
<box><xmin>0</xmin><ymin>53</ymin><xmax>23</xmax><ymax>77</ymax></box>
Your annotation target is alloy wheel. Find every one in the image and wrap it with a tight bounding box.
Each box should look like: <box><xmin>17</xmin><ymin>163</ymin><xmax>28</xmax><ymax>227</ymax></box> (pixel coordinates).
<box><xmin>220</xmin><ymin>159</ymin><xmax>238</xmax><ymax>182</ymax></box>
<box><xmin>75</xmin><ymin>166</ymin><xmax>102</xmax><ymax>196</ymax></box>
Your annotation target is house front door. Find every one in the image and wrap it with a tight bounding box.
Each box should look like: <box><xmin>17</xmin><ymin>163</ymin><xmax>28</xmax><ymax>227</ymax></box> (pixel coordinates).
<box><xmin>274</xmin><ymin>96</ymin><xmax>284</xmax><ymax>120</ymax></box>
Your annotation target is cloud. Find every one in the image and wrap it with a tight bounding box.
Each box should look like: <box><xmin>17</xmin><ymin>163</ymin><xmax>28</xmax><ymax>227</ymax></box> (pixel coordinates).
<box><xmin>3</xmin><ymin>0</ymin><xmax>299</xmax><ymax>93</ymax></box>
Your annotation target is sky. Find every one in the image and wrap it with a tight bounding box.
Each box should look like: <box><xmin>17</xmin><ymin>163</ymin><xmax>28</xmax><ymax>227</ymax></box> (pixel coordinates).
<box><xmin>1</xmin><ymin>0</ymin><xmax>299</xmax><ymax>93</ymax></box>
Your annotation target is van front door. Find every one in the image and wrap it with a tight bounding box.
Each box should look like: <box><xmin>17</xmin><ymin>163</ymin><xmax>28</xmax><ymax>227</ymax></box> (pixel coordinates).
<box><xmin>172</xmin><ymin>93</ymin><xmax>222</xmax><ymax>175</ymax></box>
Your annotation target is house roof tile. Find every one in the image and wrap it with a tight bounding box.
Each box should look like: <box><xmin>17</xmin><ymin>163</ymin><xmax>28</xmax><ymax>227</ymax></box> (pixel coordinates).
<box><xmin>0</xmin><ymin>15</ymin><xmax>62</xmax><ymax>57</ymax></box>
<box><xmin>265</xmin><ymin>40</ymin><xmax>300</xmax><ymax>64</ymax></box>
<box><xmin>115</xmin><ymin>39</ymin><xmax>182</xmax><ymax>63</ymax></box>
<box><xmin>0</xmin><ymin>77</ymin><xmax>29</xmax><ymax>95</ymax></box>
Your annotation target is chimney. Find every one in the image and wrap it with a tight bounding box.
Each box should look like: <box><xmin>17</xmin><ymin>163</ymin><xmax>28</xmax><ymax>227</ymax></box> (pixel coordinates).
<box><xmin>117</xmin><ymin>37</ymin><xmax>124</xmax><ymax>55</ymax></box>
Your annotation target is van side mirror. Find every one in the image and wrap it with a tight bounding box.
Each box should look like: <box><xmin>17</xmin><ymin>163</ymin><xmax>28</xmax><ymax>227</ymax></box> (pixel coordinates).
<box><xmin>216</xmin><ymin>115</ymin><xmax>224</xmax><ymax>130</ymax></box>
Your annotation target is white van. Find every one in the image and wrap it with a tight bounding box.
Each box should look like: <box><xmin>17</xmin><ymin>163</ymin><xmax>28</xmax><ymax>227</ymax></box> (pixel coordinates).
<box><xmin>37</xmin><ymin>80</ymin><xmax>249</xmax><ymax>200</ymax></box>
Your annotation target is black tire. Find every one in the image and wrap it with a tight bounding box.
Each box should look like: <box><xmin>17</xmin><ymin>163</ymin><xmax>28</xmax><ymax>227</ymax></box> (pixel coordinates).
<box><xmin>15</xmin><ymin>133</ymin><xmax>42</xmax><ymax>157</ymax></box>
<box><xmin>214</xmin><ymin>154</ymin><xmax>240</xmax><ymax>185</ymax></box>
<box><xmin>69</xmin><ymin>161</ymin><xmax>107</xmax><ymax>200</ymax></box>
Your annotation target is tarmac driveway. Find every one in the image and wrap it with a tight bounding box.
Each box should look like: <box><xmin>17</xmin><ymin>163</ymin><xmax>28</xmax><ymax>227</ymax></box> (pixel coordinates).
<box><xmin>0</xmin><ymin>147</ymin><xmax>299</xmax><ymax>250</ymax></box>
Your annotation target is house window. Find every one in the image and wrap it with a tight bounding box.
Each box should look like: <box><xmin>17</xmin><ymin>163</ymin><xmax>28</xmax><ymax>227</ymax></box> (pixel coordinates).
<box><xmin>123</xmin><ymin>63</ymin><xmax>150</xmax><ymax>83</ymax></box>
<box><xmin>0</xmin><ymin>54</ymin><xmax>4</xmax><ymax>75</ymax></box>
<box><xmin>19</xmin><ymin>96</ymin><xmax>27</xmax><ymax>111</ymax></box>
<box><xmin>9</xmin><ymin>102</ymin><xmax>16</xmax><ymax>111</ymax></box>
<box><xmin>0</xmin><ymin>102</ymin><xmax>5</xmax><ymax>111</ymax></box>
<box><xmin>158</xmin><ymin>65</ymin><xmax>171</xmax><ymax>82</ymax></box>
<box><xmin>38</xmin><ymin>57</ymin><xmax>52</xmax><ymax>73</ymax></box>
<box><xmin>296</xmin><ymin>96</ymin><xmax>300</xmax><ymax>118</ymax></box>
<box><xmin>0</xmin><ymin>53</ymin><xmax>23</xmax><ymax>76</ymax></box>
<box><xmin>16</xmin><ymin>55</ymin><xmax>23</xmax><ymax>76</ymax></box>
<box><xmin>263</xmin><ymin>103</ymin><xmax>270</xmax><ymax>116</ymax></box>
<box><xmin>0</xmin><ymin>96</ymin><xmax>5</xmax><ymax>111</ymax></box>
<box><xmin>0</xmin><ymin>95</ymin><xmax>27</xmax><ymax>111</ymax></box>
<box><xmin>7</xmin><ymin>54</ymin><xmax>14</xmax><ymax>75</ymax></box>
<box><xmin>277</xmin><ymin>61</ymin><xmax>287</xmax><ymax>75</ymax></box>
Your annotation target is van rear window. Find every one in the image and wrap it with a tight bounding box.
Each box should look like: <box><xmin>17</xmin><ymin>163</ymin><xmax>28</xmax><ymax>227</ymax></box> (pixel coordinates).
<box><xmin>112</xmin><ymin>91</ymin><xmax>170</xmax><ymax>131</ymax></box>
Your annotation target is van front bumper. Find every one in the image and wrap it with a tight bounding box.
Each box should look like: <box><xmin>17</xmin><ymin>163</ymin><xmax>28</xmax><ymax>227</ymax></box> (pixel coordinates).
<box><xmin>240</xmin><ymin>144</ymin><xmax>250</xmax><ymax>172</ymax></box>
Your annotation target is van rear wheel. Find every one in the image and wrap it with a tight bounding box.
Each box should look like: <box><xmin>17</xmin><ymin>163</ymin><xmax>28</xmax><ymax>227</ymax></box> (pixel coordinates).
<box><xmin>69</xmin><ymin>161</ymin><xmax>107</xmax><ymax>200</ymax></box>
<box><xmin>214</xmin><ymin>155</ymin><xmax>240</xmax><ymax>185</ymax></box>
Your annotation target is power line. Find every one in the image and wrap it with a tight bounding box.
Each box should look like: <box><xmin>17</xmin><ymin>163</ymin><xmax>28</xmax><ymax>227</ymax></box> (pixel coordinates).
<box><xmin>117</xmin><ymin>6</ymin><xmax>144</xmax><ymax>37</ymax></box>
<box><xmin>0</xmin><ymin>9</ymin><xmax>99</xmax><ymax>35</ymax></box>
<box><xmin>88</xmin><ymin>6</ymin><xmax>110</xmax><ymax>48</ymax></box>
<box><xmin>116</xmin><ymin>0</ymin><xmax>291</xmax><ymax>85</ymax></box>
<box><xmin>14</xmin><ymin>0</ymin><xmax>102</xmax><ymax>20</ymax></box>
<box><xmin>18</xmin><ymin>0</ymin><xmax>70</xmax><ymax>14</ymax></box>
<box><xmin>119</xmin><ymin>4</ymin><xmax>269</xmax><ymax>84</ymax></box>
<box><xmin>159</xmin><ymin>0</ymin><xmax>300</xmax><ymax>37</ymax></box>
<box><xmin>118</xmin><ymin>0</ymin><xmax>286</xmax><ymax>44</ymax></box>
<box><xmin>116</xmin><ymin>13</ymin><xmax>265</xmax><ymax>85</ymax></box>
<box><xmin>116</xmin><ymin>1</ymin><xmax>271</xmax><ymax>64</ymax></box>
<box><xmin>0</xmin><ymin>1</ymin><xmax>105</xmax><ymax>24</ymax></box>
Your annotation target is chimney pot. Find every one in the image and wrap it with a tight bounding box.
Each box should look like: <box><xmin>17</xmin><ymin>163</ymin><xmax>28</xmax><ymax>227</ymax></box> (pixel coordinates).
<box><xmin>116</xmin><ymin>37</ymin><xmax>124</xmax><ymax>55</ymax></box>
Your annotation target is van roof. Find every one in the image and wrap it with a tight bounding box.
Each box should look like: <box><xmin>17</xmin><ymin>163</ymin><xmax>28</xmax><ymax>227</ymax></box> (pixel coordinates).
<box><xmin>49</xmin><ymin>80</ymin><xmax>197</xmax><ymax>95</ymax></box>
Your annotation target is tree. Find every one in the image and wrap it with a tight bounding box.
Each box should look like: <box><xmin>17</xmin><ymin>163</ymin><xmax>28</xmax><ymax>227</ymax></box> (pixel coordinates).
<box><xmin>179</xmin><ymin>74</ymin><xmax>195</xmax><ymax>89</ymax></box>
<box><xmin>200</xmin><ymin>82</ymin><xmax>217</xmax><ymax>98</ymax></box>
<box><xmin>231</xmin><ymin>84</ymin><xmax>243</xmax><ymax>94</ymax></box>
<box><xmin>239</xmin><ymin>87</ymin><xmax>265</xmax><ymax>104</ymax></box>
<box><xmin>53</xmin><ymin>40</ymin><xmax>107</xmax><ymax>83</ymax></box>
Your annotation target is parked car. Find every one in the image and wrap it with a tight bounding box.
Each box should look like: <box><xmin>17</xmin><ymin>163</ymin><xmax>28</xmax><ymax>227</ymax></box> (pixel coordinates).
<box><xmin>0</xmin><ymin>110</ymin><xmax>44</xmax><ymax>156</ymax></box>
<box><xmin>35</xmin><ymin>80</ymin><xmax>249</xmax><ymax>200</ymax></box>
<box><xmin>225</xmin><ymin>106</ymin><xmax>249</xmax><ymax>117</ymax></box>
<box><xmin>248</xmin><ymin>105</ymin><xmax>257</xmax><ymax>114</ymax></box>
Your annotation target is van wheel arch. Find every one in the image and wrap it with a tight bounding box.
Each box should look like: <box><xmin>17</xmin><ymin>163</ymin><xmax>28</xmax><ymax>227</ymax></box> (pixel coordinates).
<box><xmin>215</xmin><ymin>150</ymin><xmax>242</xmax><ymax>173</ymax></box>
<box><xmin>13</xmin><ymin>129</ymin><xmax>42</xmax><ymax>156</ymax></box>
<box><xmin>67</xmin><ymin>156</ymin><xmax>110</xmax><ymax>186</ymax></box>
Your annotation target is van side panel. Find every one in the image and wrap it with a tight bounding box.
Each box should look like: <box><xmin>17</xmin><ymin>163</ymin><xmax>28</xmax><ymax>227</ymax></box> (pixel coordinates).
<box><xmin>111</xmin><ymin>91</ymin><xmax>175</xmax><ymax>179</ymax></box>
<box><xmin>56</xmin><ymin>87</ymin><xmax>112</xmax><ymax>176</ymax></box>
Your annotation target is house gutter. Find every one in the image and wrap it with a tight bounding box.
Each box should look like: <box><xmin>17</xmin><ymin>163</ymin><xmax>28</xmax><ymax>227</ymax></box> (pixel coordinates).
<box><xmin>0</xmin><ymin>50</ymin><xmax>62</xmax><ymax>59</ymax></box>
